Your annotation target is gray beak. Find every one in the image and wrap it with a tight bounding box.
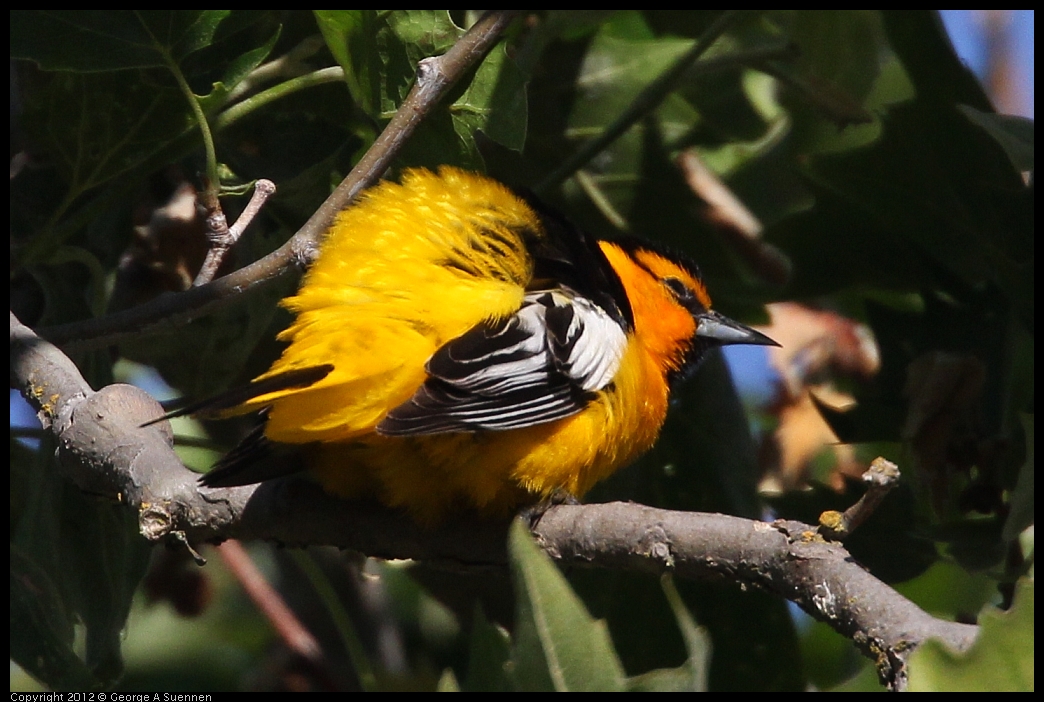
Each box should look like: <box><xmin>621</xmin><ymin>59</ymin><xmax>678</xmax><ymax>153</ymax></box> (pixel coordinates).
<box><xmin>696</xmin><ymin>311</ymin><xmax>779</xmax><ymax>348</ymax></box>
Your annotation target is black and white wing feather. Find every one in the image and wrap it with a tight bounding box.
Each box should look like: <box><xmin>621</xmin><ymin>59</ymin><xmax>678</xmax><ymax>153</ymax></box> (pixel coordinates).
<box><xmin>377</xmin><ymin>290</ymin><xmax>627</xmax><ymax>435</ymax></box>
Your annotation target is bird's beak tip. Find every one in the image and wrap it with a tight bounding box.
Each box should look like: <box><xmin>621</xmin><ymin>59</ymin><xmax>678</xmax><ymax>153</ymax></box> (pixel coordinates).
<box><xmin>697</xmin><ymin>312</ymin><xmax>779</xmax><ymax>348</ymax></box>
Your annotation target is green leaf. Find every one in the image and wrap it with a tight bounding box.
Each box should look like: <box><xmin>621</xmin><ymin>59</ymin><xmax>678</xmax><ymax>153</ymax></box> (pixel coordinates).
<box><xmin>895</xmin><ymin>560</ymin><xmax>995</xmax><ymax>629</ymax></box>
<box><xmin>882</xmin><ymin>11</ymin><xmax>993</xmax><ymax>112</ymax></box>
<box><xmin>19</xmin><ymin>71</ymin><xmax>190</xmax><ymax>199</ymax></box>
<box><xmin>11</xmin><ymin>548</ymin><xmax>99</xmax><ymax>691</ymax></box>
<box><xmin>11</xmin><ymin>11</ymin><xmax>231</xmax><ymax>72</ymax></box>
<box><xmin>381</xmin><ymin>11</ymin><xmax>463</xmax><ymax>116</ymax></box>
<box><xmin>1003</xmin><ymin>414</ymin><xmax>1034</xmax><ymax>544</ymax></box>
<box><xmin>313</xmin><ymin>10</ymin><xmax>526</xmax><ymax>170</ymax></box>
<box><xmin>10</xmin><ymin>437</ymin><xmax>151</xmax><ymax>690</ymax></box>
<box><xmin>313</xmin><ymin>10</ymin><xmax>383</xmax><ymax>117</ymax></box>
<box><xmin>436</xmin><ymin>668</ymin><xmax>461</xmax><ymax>691</ymax></box>
<box><xmin>449</xmin><ymin>41</ymin><xmax>528</xmax><ymax>154</ymax></box>
<box><xmin>784</xmin><ymin>10</ymin><xmax>882</xmax><ymax>134</ymax></box>
<box><xmin>14</xmin><ymin>12</ymin><xmax>286</xmax><ymax>265</ymax></box>
<box><xmin>508</xmin><ymin>520</ymin><xmax>627</xmax><ymax>691</ymax></box>
<box><xmin>197</xmin><ymin>25</ymin><xmax>282</xmax><ymax>111</ymax></box>
<box><xmin>461</xmin><ymin>606</ymin><xmax>513</xmax><ymax>692</ymax></box>
<box><xmin>772</xmin><ymin>10</ymin><xmax>1030</xmax><ymax>330</ymax></box>
<box><xmin>60</xmin><ymin>496</ymin><xmax>153</xmax><ymax>684</ymax></box>
<box><xmin>565</xmin><ymin>19</ymin><xmax>698</xmax><ymax>218</ymax></box>
<box><xmin>907</xmin><ymin>578</ymin><xmax>1034</xmax><ymax>691</ymax></box>
<box><xmin>662</xmin><ymin>575</ymin><xmax>711</xmax><ymax>685</ymax></box>
<box><xmin>957</xmin><ymin>106</ymin><xmax>1034</xmax><ymax>173</ymax></box>
<box><xmin>625</xmin><ymin>575</ymin><xmax>711</xmax><ymax>691</ymax></box>
<box><xmin>791</xmin><ymin>10</ymin><xmax>881</xmax><ymax>105</ymax></box>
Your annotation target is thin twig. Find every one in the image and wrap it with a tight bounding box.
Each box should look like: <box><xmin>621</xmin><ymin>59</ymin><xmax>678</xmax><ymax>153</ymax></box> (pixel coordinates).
<box><xmin>216</xmin><ymin>540</ymin><xmax>341</xmax><ymax>690</ymax></box>
<box><xmin>574</xmin><ymin>170</ymin><xmax>629</xmax><ymax>231</ymax></box>
<box><xmin>818</xmin><ymin>457</ymin><xmax>902</xmax><ymax>540</ymax></box>
<box><xmin>193</xmin><ymin>179</ymin><xmax>277</xmax><ymax>286</ymax></box>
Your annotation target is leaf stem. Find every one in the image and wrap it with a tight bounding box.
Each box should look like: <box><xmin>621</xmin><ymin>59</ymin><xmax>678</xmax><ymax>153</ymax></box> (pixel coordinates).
<box><xmin>216</xmin><ymin>66</ymin><xmax>347</xmax><ymax>131</ymax></box>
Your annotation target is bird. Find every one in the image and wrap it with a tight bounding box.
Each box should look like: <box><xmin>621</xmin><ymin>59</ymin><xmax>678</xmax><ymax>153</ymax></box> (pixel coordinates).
<box><xmin>192</xmin><ymin>166</ymin><xmax>777</xmax><ymax>525</ymax></box>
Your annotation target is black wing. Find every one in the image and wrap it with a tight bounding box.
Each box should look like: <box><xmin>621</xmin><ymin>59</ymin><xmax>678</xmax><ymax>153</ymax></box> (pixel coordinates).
<box><xmin>377</xmin><ymin>290</ymin><xmax>628</xmax><ymax>435</ymax></box>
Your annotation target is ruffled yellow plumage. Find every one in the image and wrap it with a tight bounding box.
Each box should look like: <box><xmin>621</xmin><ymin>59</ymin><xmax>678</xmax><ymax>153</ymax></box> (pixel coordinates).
<box><xmin>203</xmin><ymin>167</ymin><xmax>775</xmax><ymax>524</ymax></box>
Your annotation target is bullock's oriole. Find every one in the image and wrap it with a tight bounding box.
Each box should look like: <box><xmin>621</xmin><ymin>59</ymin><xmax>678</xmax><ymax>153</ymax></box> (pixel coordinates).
<box><xmin>197</xmin><ymin>167</ymin><xmax>776</xmax><ymax>524</ymax></box>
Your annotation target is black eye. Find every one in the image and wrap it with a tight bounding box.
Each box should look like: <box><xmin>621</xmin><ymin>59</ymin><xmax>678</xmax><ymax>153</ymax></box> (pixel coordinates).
<box><xmin>663</xmin><ymin>277</ymin><xmax>693</xmax><ymax>301</ymax></box>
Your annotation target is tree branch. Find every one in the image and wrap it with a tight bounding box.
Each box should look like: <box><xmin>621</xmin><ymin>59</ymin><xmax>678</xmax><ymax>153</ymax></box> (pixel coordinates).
<box><xmin>10</xmin><ymin>310</ymin><xmax>978</xmax><ymax>691</ymax></box>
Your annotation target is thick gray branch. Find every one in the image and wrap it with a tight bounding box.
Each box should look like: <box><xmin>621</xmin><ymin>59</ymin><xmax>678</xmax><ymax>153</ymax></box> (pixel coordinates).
<box><xmin>11</xmin><ymin>311</ymin><xmax>976</xmax><ymax>690</ymax></box>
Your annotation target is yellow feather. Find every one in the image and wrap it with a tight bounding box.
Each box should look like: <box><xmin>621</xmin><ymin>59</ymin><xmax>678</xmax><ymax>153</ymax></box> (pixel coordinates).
<box><xmin>241</xmin><ymin>167</ymin><xmax>532</xmax><ymax>445</ymax></box>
